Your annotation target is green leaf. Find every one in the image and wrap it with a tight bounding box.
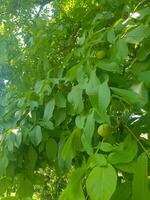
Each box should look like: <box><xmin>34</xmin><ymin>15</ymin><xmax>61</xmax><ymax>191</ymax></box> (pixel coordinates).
<box><xmin>6</xmin><ymin>134</ymin><xmax>15</xmax><ymax>152</ymax></box>
<box><xmin>0</xmin><ymin>154</ymin><xmax>8</xmax><ymax>176</ymax></box>
<box><xmin>0</xmin><ymin>41</ymin><xmax>8</xmax><ymax>64</ymax></box>
<box><xmin>17</xmin><ymin>178</ymin><xmax>33</xmax><ymax>198</ymax></box>
<box><xmin>43</xmin><ymin>99</ymin><xmax>55</xmax><ymax>121</ymax></box>
<box><xmin>86</xmin><ymin>165</ymin><xmax>117</xmax><ymax>200</ymax></box>
<box><xmin>111</xmin><ymin>38</ymin><xmax>128</xmax><ymax>62</ymax></box>
<box><xmin>55</xmin><ymin>93</ymin><xmax>66</xmax><ymax>108</ymax></box>
<box><xmin>98</xmin><ymin>77</ymin><xmax>111</xmax><ymax>112</ymax></box>
<box><xmin>58</xmin><ymin>137</ymin><xmax>72</xmax><ymax>172</ymax></box>
<box><xmin>99</xmin><ymin>142</ymin><xmax>114</xmax><ymax>152</ymax></box>
<box><xmin>54</xmin><ymin>109</ymin><xmax>66</xmax><ymax>126</ymax></box>
<box><xmin>138</xmin><ymin>71</ymin><xmax>150</xmax><ymax>83</ymax></box>
<box><xmin>115</xmin><ymin>160</ymin><xmax>136</xmax><ymax>173</ymax></box>
<box><xmin>97</xmin><ymin>60</ymin><xmax>119</xmax><ymax>72</ymax></box>
<box><xmin>131</xmin><ymin>82</ymin><xmax>148</xmax><ymax>104</ymax></box>
<box><xmin>39</xmin><ymin>120</ymin><xmax>54</xmax><ymax>130</ymax></box>
<box><xmin>108</xmin><ymin>135</ymin><xmax>138</xmax><ymax>164</ymax></box>
<box><xmin>0</xmin><ymin>197</ymin><xmax>17</xmax><ymax>200</ymax></box>
<box><xmin>132</xmin><ymin>153</ymin><xmax>150</xmax><ymax>200</ymax></box>
<box><xmin>66</xmin><ymin>64</ymin><xmax>80</xmax><ymax>81</ymax></box>
<box><xmin>0</xmin><ymin>178</ymin><xmax>12</xmax><ymax>195</ymax></box>
<box><xmin>14</xmin><ymin>132</ymin><xmax>22</xmax><ymax>148</ymax></box>
<box><xmin>34</xmin><ymin>80</ymin><xmax>44</xmax><ymax>94</ymax></box>
<box><xmin>26</xmin><ymin>146</ymin><xmax>37</xmax><ymax>170</ymax></box>
<box><xmin>62</xmin><ymin>128</ymin><xmax>82</xmax><ymax>160</ymax></box>
<box><xmin>84</xmin><ymin>111</ymin><xmax>95</xmax><ymax>144</ymax></box>
<box><xmin>59</xmin><ymin>167</ymin><xmax>85</xmax><ymax>200</ymax></box>
<box><xmin>87</xmin><ymin>154</ymin><xmax>107</xmax><ymax>168</ymax></box>
<box><xmin>125</xmin><ymin>25</ymin><xmax>150</xmax><ymax>44</ymax></box>
<box><xmin>68</xmin><ymin>84</ymin><xmax>84</xmax><ymax>113</ymax></box>
<box><xmin>111</xmin><ymin>87</ymin><xmax>147</xmax><ymax>107</ymax></box>
<box><xmin>86</xmin><ymin>70</ymin><xmax>100</xmax><ymax>94</ymax></box>
<box><xmin>111</xmin><ymin>182</ymin><xmax>132</xmax><ymax>200</ymax></box>
<box><xmin>86</xmin><ymin>71</ymin><xmax>111</xmax><ymax>118</ymax></box>
<box><xmin>137</xmin><ymin>39</ymin><xmax>150</xmax><ymax>61</ymax></box>
<box><xmin>46</xmin><ymin>138</ymin><xmax>58</xmax><ymax>162</ymax></box>
<box><xmin>107</xmin><ymin>28</ymin><xmax>115</xmax><ymax>43</ymax></box>
<box><xmin>75</xmin><ymin>115</ymin><xmax>86</xmax><ymax>129</ymax></box>
<box><xmin>30</xmin><ymin>125</ymin><xmax>42</xmax><ymax>146</ymax></box>
<box><xmin>81</xmin><ymin>134</ymin><xmax>93</xmax><ymax>155</ymax></box>
<box><xmin>131</xmin><ymin>60</ymin><xmax>149</xmax><ymax>76</ymax></box>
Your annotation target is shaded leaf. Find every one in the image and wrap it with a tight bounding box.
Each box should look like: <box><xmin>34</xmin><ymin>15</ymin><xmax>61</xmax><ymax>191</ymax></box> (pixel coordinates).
<box><xmin>30</xmin><ymin>125</ymin><xmax>42</xmax><ymax>146</ymax></box>
<box><xmin>46</xmin><ymin>138</ymin><xmax>58</xmax><ymax>162</ymax></box>
<box><xmin>111</xmin><ymin>182</ymin><xmax>132</xmax><ymax>200</ymax></box>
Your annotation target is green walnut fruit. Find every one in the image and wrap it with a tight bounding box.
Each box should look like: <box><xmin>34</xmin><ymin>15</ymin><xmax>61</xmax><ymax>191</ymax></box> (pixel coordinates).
<box><xmin>96</xmin><ymin>50</ymin><xmax>106</xmax><ymax>60</ymax></box>
<box><xmin>98</xmin><ymin>124</ymin><xmax>111</xmax><ymax>137</ymax></box>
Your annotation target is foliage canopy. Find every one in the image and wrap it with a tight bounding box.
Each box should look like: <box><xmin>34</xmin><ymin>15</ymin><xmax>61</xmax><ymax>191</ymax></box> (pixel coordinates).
<box><xmin>0</xmin><ymin>0</ymin><xmax>150</xmax><ymax>199</ymax></box>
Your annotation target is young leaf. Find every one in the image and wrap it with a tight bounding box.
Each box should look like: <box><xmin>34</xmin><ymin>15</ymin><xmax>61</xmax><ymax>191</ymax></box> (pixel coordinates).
<box><xmin>86</xmin><ymin>164</ymin><xmax>117</xmax><ymax>200</ymax></box>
